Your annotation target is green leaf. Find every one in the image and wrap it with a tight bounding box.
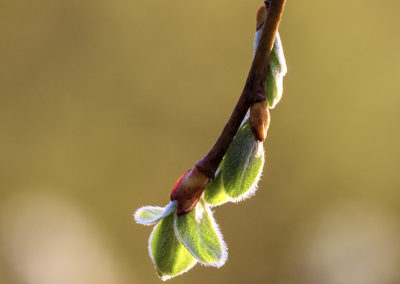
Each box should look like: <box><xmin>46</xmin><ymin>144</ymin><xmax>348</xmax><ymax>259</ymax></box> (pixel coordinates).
<box><xmin>221</xmin><ymin>119</ymin><xmax>265</xmax><ymax>200</ymax></box>
<box><xmin>149</xmin><ymin>209</ymin><xmax>197</xmax><ymax>281</ymax></box>
<box><xmin>204</xmin><ymin>118</ymin><xmax>265</xmax><ymax>205</ymax></box>
<box><xmin>174</xmin><ymin>199</ymin><xmax>227</xmax><ymax>267</ymax></box>
<box><xmin>134</xmin><ymin>201</ymin><xmax>176</xmax><ymax>225</ymax></box>
<box><xmin>203</xmin><ymin>164</ymin><xmax>232</xmax><ymax>206</ymax></box>
<box><xmin>265</xmin><ymin>32</ymin><xmax>287</xmax><ymax>109</ymax></box>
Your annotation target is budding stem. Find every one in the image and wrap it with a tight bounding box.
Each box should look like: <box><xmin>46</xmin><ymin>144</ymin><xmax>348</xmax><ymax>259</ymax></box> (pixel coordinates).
<box><xmin>195</xmin><ymin>0</ymin><xmax>286</xmax><ymax>178</ymax></box>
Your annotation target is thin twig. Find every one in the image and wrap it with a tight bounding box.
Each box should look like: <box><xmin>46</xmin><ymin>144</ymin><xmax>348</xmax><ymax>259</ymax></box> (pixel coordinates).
<box><xmin>195</xmin><ymin>0</ymin><xmax>286</xmax><ymax>178</ymax></box>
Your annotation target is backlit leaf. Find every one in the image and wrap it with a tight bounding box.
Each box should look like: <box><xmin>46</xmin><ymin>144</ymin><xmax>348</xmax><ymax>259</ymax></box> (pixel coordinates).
<box><xmin>203</xmin><ymin>164</ymin><xmax>231</xmax><ymax>206</ymax></box>
<box><xmin>222</xmin><ymin>120</ymin><xmax>265</xmax><ymax>200</ymax></box>
<box><xmin>149</xmin><ymin>208</ymin><xmax>197</xmax><ymax>281</ymax></box>
<box><xmin>174</xmin><ymin>199</ymin><xmax>227</xmax><ymax>267</ymax></box>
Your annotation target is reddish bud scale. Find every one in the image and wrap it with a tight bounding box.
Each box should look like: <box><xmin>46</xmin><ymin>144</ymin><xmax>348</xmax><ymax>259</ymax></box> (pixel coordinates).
<box><xmin>250</xmin><ymin>101</ymin><xmax>270</xmax><ymax>142</ymax></box>
<box><xmin>170</xmin><ymin>166</ymin><xmax>210</xmax><ymax>216</ymax></box>
<box><xmin>171</xmin><ymin>170</ymin><xmax>190</xmax><ymax>195</ymax></box>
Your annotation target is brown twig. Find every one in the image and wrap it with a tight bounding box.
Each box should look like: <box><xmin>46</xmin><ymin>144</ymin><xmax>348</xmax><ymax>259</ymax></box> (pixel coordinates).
<box><xmin>195</xmin><ymin>0</ymin><xmax>286</xmax><ymax>178</ymax></box>
<box><xmin>171</xmin><ymin>0</ymin><xmax>286</xmax><ymax>215</ymax></box>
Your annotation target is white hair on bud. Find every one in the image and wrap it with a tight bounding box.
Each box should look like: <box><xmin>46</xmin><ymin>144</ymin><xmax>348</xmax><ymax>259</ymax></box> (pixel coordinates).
<box><xmin>254</xmin><ymin>25</ymin><xmax>287</xmax><ymax>78</ymax></box>
<box><xmin>134</xmin><ymin>201</ymin><xmax>176</xmax><ymax>226</ymax></box>
<box><xmin>268</xmin><ymin>32</ymin><xmax>287</xmax><ymax>109</ymax></box>
<box><xmin>273</xmin><ymin>32</ymin><xmax>287</xmax><ymax>75</ymax></box>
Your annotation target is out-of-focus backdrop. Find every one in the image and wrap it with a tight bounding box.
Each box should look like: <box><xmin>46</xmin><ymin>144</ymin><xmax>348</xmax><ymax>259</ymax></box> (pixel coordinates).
<box><xmin>1</xmin><ymin>0</ymin><xmax>400</xmax><ymax>283</ymax></box>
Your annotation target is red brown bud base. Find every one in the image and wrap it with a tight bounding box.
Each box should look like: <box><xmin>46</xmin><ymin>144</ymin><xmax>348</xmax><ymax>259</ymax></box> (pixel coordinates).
<box><xmin>250</xmin><ymin>101</ymin><xmax>270</xmax><ymax>142</ymax></box>
<box><xmin>171</xmin><ymin>166</ymin><xmax>211</xmax><ymax>216</ymax></box>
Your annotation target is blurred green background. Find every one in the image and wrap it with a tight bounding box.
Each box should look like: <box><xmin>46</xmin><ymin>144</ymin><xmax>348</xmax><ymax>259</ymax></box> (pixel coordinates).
<box><xmin>1</xmin><ymin>0</ymin><xmax>400</xmax><ymax>283</ymax></box>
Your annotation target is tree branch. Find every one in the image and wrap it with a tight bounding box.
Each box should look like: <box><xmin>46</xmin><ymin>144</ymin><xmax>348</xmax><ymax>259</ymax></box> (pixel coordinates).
<box><xmin>195</xmin><ymin>0</ymin><xmax>286</xmax><ymax>178</ymax></box>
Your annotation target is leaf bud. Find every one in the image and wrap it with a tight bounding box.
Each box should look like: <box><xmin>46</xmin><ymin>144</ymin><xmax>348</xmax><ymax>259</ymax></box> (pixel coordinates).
<box><xmin>250</xmin><ymin>101</ymin><xmax>270</xmax><ymax>142</ymax></box>
<box><xmin>171</xmin><ymin>166</ymin><xmax>210</xmax><ymax>216</ymax></box>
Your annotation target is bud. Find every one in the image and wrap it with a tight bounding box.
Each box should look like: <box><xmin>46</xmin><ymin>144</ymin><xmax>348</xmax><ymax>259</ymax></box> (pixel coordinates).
<box><xmin>171</xmin><ymin>166</ymin><xmax>210</xmax><ymax>216</ymax></box>
<box><xmin>250</xmin><ymin>101</ymin><xmax>270</xmax><ymax>142</ymax></box>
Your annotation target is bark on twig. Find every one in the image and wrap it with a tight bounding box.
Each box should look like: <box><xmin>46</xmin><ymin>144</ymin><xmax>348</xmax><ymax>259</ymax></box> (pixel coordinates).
<box><xmin>195</xmin><ymin>0</ymin><xmax>286</xmax><ymax>178</ymax></box>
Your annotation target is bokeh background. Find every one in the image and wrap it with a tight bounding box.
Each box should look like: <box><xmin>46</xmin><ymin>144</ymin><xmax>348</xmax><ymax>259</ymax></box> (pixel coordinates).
<box><xmin>1</xmin><ymin>0</ymin><xmax>400</xmax><ymax>283</ymax></box>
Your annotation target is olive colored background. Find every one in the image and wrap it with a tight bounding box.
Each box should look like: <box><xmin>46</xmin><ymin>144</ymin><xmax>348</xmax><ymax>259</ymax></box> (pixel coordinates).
<box><xmin>1</xmin><ymin>1</ymin><xmax>400</xmax><ymax>283</ymax></box>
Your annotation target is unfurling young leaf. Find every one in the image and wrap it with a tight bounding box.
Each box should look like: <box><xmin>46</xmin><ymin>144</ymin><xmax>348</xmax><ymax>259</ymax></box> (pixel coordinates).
<box><xmin>174</xmin><ymin>199</ymin><xmax>227</xmax><ymax>267</ymax></box>
<box><xmin>149</xmin><ymin>207</ymin><xmax>197</xmax><ymax>281</ymax></box>
<box><xmin>135</xmin><ymin>201</ymin><xmax>176</xmax><ymax>225</ymax></box>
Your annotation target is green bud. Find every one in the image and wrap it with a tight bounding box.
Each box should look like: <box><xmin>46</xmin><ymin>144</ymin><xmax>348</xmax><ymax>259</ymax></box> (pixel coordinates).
<box><xmin>265</xmin><ymin>32</ymin><xmax>287</xmax><ymax>108</ymax></box>
<box><xmin>222</xmin><ymin>119</ymin><xmax>265</xmax><ymax>200</ymax></box>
